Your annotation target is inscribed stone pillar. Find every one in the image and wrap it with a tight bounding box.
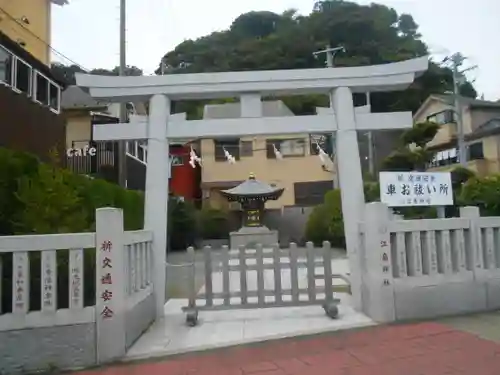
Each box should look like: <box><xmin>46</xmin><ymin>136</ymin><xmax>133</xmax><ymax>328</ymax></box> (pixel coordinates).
<box><xmin>95</xmin><ymin>208</ymin><xmax>126</xmax><ymax>363</ymax></box>
<box><xmin>332</xmin><ymin>86</ymin><xmax>366</xmax><ymax>311</ymax></box>
<box><xmin>144</xmin><ymin>94</ymin><xmax>170</xmax><ymax>317</ymax></box>
<box><xmin>362</xmin><ymin>202</ymin><xmax>396</xmax><ymax>322</ymax></box>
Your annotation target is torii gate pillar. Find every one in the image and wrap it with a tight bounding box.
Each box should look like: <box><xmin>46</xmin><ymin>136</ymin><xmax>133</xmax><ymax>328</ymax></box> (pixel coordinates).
<box><xmin>333</xmin><ymin>87</ymin><xmax>366</xmax><ymax>310</ymax></box>
<box><xmin>145</xmin><ymin>94</ymin><xmax>170</xmax><ymax>317</ymax></box>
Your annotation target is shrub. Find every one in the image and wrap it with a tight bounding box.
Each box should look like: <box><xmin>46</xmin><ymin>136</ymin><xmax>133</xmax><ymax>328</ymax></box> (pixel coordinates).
<box><xmin>168</xmin><ymin>197</ymin><xmax>197</xmax><ymax>250</ymax></box>
<box><xmin>458</xmin><ymin>175</ymin><xmax>500</xmax><ymax>216</ymax></box>
<box><xmin>13</xmin><ymin>163</ymin><xmax>88</xmax><ymax>234</ymax></box>
<box><xmin>364</xmin><ymin>181</ymin><xmax>380</xmax><ymax>202</ymax></box>
<box><xmin>305</xmin><ymin>189</ymin><xmax>345</xmax><ymax>247</ymax></box>
<box><xmin>61</xmin><ymin>172</ymin><xmax>144</xmax><ymax>231</ymax></box>
<box><xmin>0</xmin><ymin>148</ymin><xmax>39</xmax><ymax>235</ymax></box>
<box><xmin>197</xmin><ymin>206</ymin><xmax>230</xmax><ymax>239</ymax></box>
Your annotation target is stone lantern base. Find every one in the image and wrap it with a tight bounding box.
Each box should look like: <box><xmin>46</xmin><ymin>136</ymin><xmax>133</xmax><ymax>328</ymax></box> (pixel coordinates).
<box><xmin>229</xmin><ymin>226</ymin><xmax>279</xmax><ymax>249</ymax></box>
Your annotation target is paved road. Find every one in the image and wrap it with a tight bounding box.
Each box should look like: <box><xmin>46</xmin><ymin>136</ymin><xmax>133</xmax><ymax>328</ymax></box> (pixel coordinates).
<box><xmin>440</xmin><ymin>311</ymin><xmax>500</xmax><ymax>343</ymax></box>
<box><xmin>165</xmin><ymin>247</ymin><xmax>347</xmax><ymax>300</ymax></box>
<box><xmin>74</xmin><ymin>321</ymin><xmax>500</xmax><ymax>374</ymax></box>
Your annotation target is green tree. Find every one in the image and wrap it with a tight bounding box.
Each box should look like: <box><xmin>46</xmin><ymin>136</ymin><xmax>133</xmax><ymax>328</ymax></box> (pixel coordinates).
<box><xmin>382</xmin><ymin>121</ymin><xmax>439</xmax><ymax>171</ymax></box>
<box><xmin>157</xmin><ymin>1</ymin><xmax>476</xmax><ymax>117</ymax></box>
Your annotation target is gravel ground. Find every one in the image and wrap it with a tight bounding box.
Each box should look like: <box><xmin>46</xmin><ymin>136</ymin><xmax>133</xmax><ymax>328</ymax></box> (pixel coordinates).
<box><xmin>165</xmin><ymin>247</ymin><xmax>347</xmax><ymax>300</ymax></box>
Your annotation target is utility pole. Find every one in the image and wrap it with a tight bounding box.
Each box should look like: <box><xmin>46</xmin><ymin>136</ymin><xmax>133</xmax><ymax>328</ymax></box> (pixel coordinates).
<box><xmin>118</xmin><ymin>0</ymin><xmax>128</xmax><ymax>187</ymax></box>
<box><xmin>313</xmin><ymin>45</ymin><xmax>345</xmax><ymax>189</ymax></box>
<box><xmin>160</xmin><ymin>58</ymin><xmax>167</xmax><ymax>75</ymax></box>
<box><xmin>445</xmin><ymin>53</ymin><xmax>477</xmax><ymax>167</ymax></box>
<box><xmin>451</xmin><ymin>53</ymin><xmax>467</xmax><ymax>167</ymax></box>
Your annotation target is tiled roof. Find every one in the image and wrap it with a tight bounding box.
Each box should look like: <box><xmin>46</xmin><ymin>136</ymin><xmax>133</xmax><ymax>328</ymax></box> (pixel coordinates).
<box><xmin>433</xmin><ymin>94</ymin><xmax>500</xmax><ymax>109</ymax></box>
<box><xmin>474</xmin><ymin>118</ymin><xmax>500</xmax><ymax>133</ymax></box>
<box><xmin>61</xmin><ymin>86</ymin><xmax>108</xmax><ymax>110</ymax></box>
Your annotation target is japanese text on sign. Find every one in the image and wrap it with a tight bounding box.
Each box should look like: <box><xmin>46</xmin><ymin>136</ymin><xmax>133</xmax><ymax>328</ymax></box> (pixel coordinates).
<box><xmin>99</xmin><ymin>240</ymin><xmax>114</xmax><ymax>319</ymax></box>
<box><xmin>42</xmin><ymin>261</ymin><xmax>54</xmax><ymax>308</ymax></box>
<box><xmin>14</xmin><ymin>260</ymin><xmax>26</xmax><ymax>310</ymax></box>
<box><xmin>379</xmin><ymin>172</ymin><xmax>454</xmax><ymax>207</ymax></box>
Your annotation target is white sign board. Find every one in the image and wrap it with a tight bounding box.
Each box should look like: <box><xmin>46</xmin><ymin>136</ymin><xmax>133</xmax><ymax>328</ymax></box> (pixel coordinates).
<box><xmin>379</xmin><ymin>171</ymin><xmax>453</xmax><ymax>207</ymax></box>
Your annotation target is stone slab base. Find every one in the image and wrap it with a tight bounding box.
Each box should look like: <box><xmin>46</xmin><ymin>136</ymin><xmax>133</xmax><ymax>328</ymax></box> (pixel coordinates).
<box><xmin>230</xmin><ymin>226</ymin><xmax>278</xmax><ymax>249</ymax></box>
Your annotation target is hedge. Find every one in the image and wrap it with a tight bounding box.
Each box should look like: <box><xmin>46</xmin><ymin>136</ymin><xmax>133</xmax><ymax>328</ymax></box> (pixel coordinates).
<box><xmin>0</xmin><ymin>147</ymin><xmax>228</xmax><ymax>310</ymax></box>
<box><xmin>0</xmin><ymin>147</ymin><xmax>145</xmax><ymax>311</ymax></box>
<box><xmin>0</xmin><ymin>147</ymin><xmax>144</xmax><ymax>236</ymax></box>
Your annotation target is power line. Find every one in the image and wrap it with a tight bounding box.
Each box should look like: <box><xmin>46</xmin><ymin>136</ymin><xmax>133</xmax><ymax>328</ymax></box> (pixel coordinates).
<box><xmin>0</xmin><ymin>6</ymin><xmax>89</xmax><ymax>71</ymax></box>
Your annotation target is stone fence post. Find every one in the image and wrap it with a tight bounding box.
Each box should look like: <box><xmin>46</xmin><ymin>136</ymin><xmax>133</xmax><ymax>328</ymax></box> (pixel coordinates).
<box><xmin>95</xmin><ymin>207</ymin><xmax>126</xmax><ymax>363</ymax></box>
<box><xmin>459</xmin><ymin>206</ymin><xmax>483</xmax><ymax>273</ymax></box>
<box><xmin>361</xmin><ymin>202</ymin><xmax>396</xmax><ymax>322</ymax></box>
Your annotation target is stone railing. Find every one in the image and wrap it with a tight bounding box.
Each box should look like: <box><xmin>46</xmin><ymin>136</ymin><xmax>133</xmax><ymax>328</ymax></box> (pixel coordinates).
<box><xmin>0</xmin><ymin>208</ymin><xmax>155</xmax><ymax>374</ymax></box>
<box><xmin>359</xmin><ymin>202</ymin><xmax>500</xmax><ymax>322</ymax></box>
<box><xmin>122</xmin><ymin>230</ymin><xmax>154</xmax><ymax>349</ymax></box>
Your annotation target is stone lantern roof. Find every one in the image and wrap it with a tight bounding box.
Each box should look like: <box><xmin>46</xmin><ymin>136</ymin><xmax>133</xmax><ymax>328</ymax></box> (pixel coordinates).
<box><xmin>220</xmin><ymin>173</ymin><xmax>284</xmax><ymax>202</ymax></box>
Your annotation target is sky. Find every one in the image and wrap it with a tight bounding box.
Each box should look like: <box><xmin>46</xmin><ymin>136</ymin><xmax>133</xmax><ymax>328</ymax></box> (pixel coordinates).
<box><xmin>52</xmin><ymin>0</ymin><xmax>499</xmax><ymax>100</ymax></box>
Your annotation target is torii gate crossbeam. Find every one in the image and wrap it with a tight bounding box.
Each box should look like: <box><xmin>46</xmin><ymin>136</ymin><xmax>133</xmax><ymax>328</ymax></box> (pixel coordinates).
<box><xmin>76</xmin><ymin>57</ymin><xmax>429</xmax><ymax>318</ymax></box>
<box><xmin>91</xmin><ymin>112</ymin><xmax>414</xmax><ymax>141</ymax></box>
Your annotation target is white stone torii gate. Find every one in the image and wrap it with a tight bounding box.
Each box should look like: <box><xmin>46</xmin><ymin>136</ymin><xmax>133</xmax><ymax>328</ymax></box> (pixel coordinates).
<box><xmin>75</xmin><ymin>56</ymin><xmax>428</xmax><ymax>317</ymax></box>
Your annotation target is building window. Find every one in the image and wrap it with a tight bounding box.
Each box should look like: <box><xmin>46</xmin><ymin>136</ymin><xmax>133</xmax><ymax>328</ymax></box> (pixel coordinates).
<box><xmin>49</xmin><ymin>81</ymin><xmax>60</xmax><ymax>112</ymax></box>
<box><xmin>137</xmin><ymin>142</ymin><xmax>147</xmax><ymax>162</ymax></box>
<box><xmin>170</xmin><ymin>155</ymin><xmax>183</xmax><ymax>166</ymax></box>
<box><xmin>310</xmin><ymin>133</ymin><xmax>333</xmax><ymax>155</ymax></box>
<box><xmin>428</xmin><ymin>147</ymin><xmax>458</xmax><ymax>168</ymax></box>
<box><xmin>267</xmin><ymin>138</ymin><xmax>305</xmax><ymax>158</ymax></box>
<box><xmin>468</xmin><ymin>142</ymin><xmax>484</xmax><ymax>160</ymax></box>
<box><xmin>294</xmin><ymin>181</ymin><xmax>332</xmax><ymax>206</ymax></box>
<box><xmin>214</xmin><ymin>139</ymin><xmax>240</xmax><ymax>161</ymax></box>
<box><xmin>0</xmin><ymin>44</ymin><xmax>61</xmax><ymax>113</ymax></box>
<box><xmin>240</xmin><ymin>140</ymin><xmax>253</xmax><ymax>157</ymax></box>
<box><xmin>35</xmin><ymin>71</ymin><xmax>49</xmax><ymax>105</ymax></box>
<box><xmin>0</xmin><ymin>46</ymin><xmax>13</xmax><ymax>85</ymax></box>
<box><xmin>34</xmin><ymin>71</ymin><xmax>61</xmax><ymax>113</ymax></box>
<box><xmin>426</xmin><ymin>110</ymin><xmax>456</xmax><ymax>125</ymax></box>
<box><xmin>126</xmin><ymin>141</ymin><xmax>147</xmax><ymax>163</ymax></box>
<box><xmin>15</xmin><ymin>58</ymin><xmax>31</xmax><ymax>95</ymax></box>
<box><xmin>428</xmin><ymin>142</ymin><xmax>484</xmax><ymax>169</ymax></box>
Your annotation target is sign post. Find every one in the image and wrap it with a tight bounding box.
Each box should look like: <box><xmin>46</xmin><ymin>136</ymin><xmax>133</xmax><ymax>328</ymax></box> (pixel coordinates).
<box><xmin>379</xmin><ymin>171</ymin><xmax>454</xmax><ymax>213</ymax></box>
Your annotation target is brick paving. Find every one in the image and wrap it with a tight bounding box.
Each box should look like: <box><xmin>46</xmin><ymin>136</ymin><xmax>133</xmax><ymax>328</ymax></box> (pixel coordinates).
<box><xmin>76</xmin><ymin>322</ymin><xmax>500</xmax><ymax>375</ymax></box>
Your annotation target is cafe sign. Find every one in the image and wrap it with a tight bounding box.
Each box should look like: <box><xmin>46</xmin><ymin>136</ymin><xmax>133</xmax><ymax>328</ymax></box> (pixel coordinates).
<box><xmin>67</xmin><ymin>144</ymin><xmax>96</xmax><ymax>157</ymax></box>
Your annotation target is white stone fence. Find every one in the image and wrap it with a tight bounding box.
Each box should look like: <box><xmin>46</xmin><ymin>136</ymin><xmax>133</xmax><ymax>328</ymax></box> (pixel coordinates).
<box><xmin>360</xmin><ymin>202</ymin><xmax>500</xmax><ymax>322</ymax></box>
<box><xmin>0</xmin><ymin>208</ymin><xmax>155</xmax><ymax>374</ymax></box>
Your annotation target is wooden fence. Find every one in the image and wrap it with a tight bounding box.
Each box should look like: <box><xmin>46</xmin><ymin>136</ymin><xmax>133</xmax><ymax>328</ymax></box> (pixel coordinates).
<box><xmin>182</xmin><ymin>241</ymin><xmax>345</xmax><ymax>326</ymax></box>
